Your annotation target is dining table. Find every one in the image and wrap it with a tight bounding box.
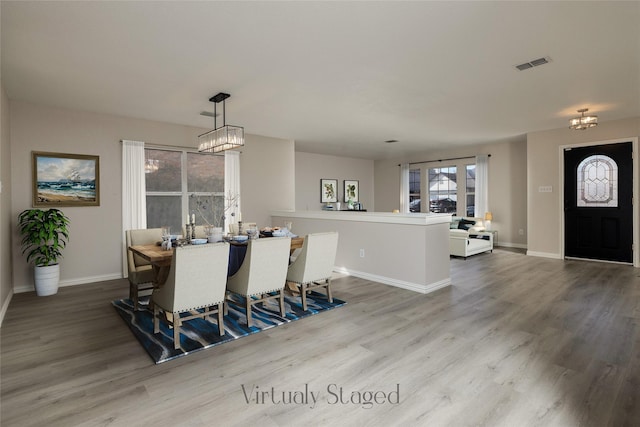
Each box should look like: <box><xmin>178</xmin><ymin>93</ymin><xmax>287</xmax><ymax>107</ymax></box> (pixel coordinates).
<box><xmin>128</xmin><ymin>236</ymin><xmax>304</xmax><ymax>288</ymax></box>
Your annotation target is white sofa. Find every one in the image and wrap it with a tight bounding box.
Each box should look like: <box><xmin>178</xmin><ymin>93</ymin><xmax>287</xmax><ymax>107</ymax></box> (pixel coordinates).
<box><xmin>449</xmin><ymin>217</ymin><xmax>493</xmax><ymax>259</ymax></box>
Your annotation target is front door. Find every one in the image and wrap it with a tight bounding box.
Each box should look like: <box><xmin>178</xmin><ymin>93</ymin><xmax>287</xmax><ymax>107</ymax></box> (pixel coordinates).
<box><xmin>564</xmin><ymin>142</ymin><xmax>633</xmax><ymax>263</ymax></box>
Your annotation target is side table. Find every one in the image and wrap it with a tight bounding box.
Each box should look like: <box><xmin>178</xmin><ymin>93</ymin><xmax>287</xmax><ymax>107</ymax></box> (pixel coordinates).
<box><xmin>485</xmin><ymin>230</ymin><xmax>498</xmax><ymax>246</ymax></box>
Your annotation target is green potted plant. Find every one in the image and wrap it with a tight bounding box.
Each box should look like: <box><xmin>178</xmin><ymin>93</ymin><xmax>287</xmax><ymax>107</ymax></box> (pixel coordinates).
<box><xmin>18</xmin><ymin>208</ymin><xmax>70</xmax><ymax>296</ymax></box>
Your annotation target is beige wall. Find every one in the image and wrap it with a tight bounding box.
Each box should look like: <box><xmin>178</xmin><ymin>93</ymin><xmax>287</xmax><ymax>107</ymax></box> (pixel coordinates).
<box><xmin>374</xmin><ymin>138</ymin><xmax>528</xmax><ymax>248</ymax></box>
<box><xmin>527</xmin><ymin>116</ymin><xmax>640</xmax><ymax>258</ymax></box>
<box><xmin>240</xmin><ymin>134</ymin><xmax>295</xmax><ymax>228</ymax></box>
<box><xmin>295</xmin><ymin>152</ymin><xmax>374</xmax><ymax>212</ymax></box>
<box><xmin>9</xmin><ymin>101</ymin><xmax>294</xmax><ymax>292</ymax></box>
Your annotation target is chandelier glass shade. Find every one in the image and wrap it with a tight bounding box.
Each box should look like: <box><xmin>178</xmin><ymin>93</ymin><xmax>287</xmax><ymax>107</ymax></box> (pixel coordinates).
<box><xmin>198</xmin><ymin>92</ymin><xmax>245</xmax><ymax>153</ymax></box>
<box><xmin>198</xmin><ymin>125</ymin><xmax>244</xmax><ymax>153</ymax></box>
<box><xmin>144</xmin><ymin>159</ymin><xmax>159</xmax><ymax>174</ymax></box>
<box><xmin>569</xmin><ymin>108</ymin><xmax>598</xmax><ymax>130</ymax></box>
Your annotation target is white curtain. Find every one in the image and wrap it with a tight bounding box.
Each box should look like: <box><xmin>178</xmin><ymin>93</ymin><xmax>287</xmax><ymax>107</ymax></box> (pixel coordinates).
<box><xmin>225</xmin><ymin>150</ymin><xmax>241</xmax><ymax>232</ymax></box>
<box><xmin>399</xmin><ymin>163</ymin><xmax>410</xmax><ymax>213</ymax></box>
<box><xmin>475</xmin><ymin>154</ymin><xmax>489</xmax><ymax>219</ymax></box>
<box><xmin>122</xmin><ymin>140</ymin><xmax>146</xmax><ymax>277</ymax></box>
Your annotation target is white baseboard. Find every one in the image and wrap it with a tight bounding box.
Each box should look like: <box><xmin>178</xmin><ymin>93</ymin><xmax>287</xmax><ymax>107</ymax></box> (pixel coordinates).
<box><xmin>496</xmin><ymin>242</ymin><xmax>527</xmax><ymax>249</ymax></box>
<box><xmin>526</xmin><ymin>251</ymin><xmax>562</xmax><ymax>259</ymax></box>
<box><xmin>334</xmin><ymin>267</ymin><xmax>451</xmax><ymax>294</ymax></box>
<box><xmin>0</xmin><ymin>289</ymin><xmax>14</xmax><ymax>328</ymax></box>
<box><xmin>14</xmin><ymin>272</ymin><xmax>123</xmax><ymax>294</ymax></box>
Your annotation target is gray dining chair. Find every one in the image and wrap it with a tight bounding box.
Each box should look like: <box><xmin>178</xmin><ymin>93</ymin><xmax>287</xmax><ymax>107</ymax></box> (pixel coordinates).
<box><xmin>286</xmin><ymin>231</ymin><xmax>339</xmax><ymax>311</ymax></box>
<box><xmin>226</xmin><ymin>237</ymin><xmax>291</xmax><ymax>327</ymax></box>
<box><xmin>126</xmin><ymin>228</ymin><xmax>162</xmax><ymax>310</ymax></box>
<box><xmin>152</xmin><ymin>243</ymin><xmax>229</xmax><ymax>350</ymax></box>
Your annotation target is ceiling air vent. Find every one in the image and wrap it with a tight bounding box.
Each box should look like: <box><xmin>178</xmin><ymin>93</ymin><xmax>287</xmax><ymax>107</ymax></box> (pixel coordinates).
<box><xmin>200</xmin><ymin>111</ymin><xmax>219</xmax><ymax>118</ymax></box>
<box><xmin>515</xmin><ymin>56</ymin><xmax>551</xmax><ymax>71</ymax></box>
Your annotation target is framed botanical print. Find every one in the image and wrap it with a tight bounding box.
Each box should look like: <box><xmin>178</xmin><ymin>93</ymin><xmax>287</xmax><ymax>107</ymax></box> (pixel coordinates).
<box><xmin>32</xmin><ymin>151</ymin><xmax>100</xmax><ymax>207</ymax></box>
<box><xmin>344</xmin><ymin>180</ymin><xmax>359</xmax><ymax>202</ymax></box>
<box><xmin>320</xmin><ymin>179</ymin><xmax>338</xmax><ymax>203</ymax></box>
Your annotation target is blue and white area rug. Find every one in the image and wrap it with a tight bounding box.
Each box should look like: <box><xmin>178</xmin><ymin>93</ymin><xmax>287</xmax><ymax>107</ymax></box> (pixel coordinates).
<box><xmin>112</xmin><ymin>292</ymin><xmax>346</xmax><ymax>364</ymax></box>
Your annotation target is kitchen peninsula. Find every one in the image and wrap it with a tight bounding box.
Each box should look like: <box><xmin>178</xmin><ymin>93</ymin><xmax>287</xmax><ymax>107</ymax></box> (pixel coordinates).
<box><xmin>271</xmin><ymin>211</ymin><xmax>452</xmax><ymax>294</ymax></box>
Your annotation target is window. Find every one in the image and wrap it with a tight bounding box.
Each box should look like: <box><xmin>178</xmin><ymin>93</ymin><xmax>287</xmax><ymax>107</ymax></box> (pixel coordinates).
<box><xmin>409</xmin><ymin>168</ymin><xmax>421</xmax><ymax>212</ymax></box>
<box><xmin>404</xmin><ymin>159</ymin><xmax>477</xmax><ymax>216</ymax></box>
<box><xmin>466</xmin><ymin>165</ymin><xmax>476</xmax><ymax>217</ymax></box>
<box><xmin>145</xmin><ymin>148</ymin><xmax>224</xmax><ymax>232</ymax></box>
<box><xmin>577</xmin><ymin>154</ymin><xmax>618</xmax><ymax>207</ymax></box>
<box><xmin>428</xmin><ymin>166</ymin><xmax>457</xmax><ymax>213</ymax></box>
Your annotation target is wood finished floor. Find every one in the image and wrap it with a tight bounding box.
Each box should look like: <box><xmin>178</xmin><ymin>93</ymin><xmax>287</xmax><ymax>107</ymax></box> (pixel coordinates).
<box><xmin>2</xmin><ymin>248</ymin><xmax>640</xmax><ymax>426</ymax></box>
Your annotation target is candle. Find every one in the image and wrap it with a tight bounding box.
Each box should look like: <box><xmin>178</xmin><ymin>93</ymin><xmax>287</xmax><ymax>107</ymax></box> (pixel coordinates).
<box><xmin>238</xmin><ymin>211</ymin><xmax>242</xmax><ymax>222</ymax></box>
<box><xmin>191</xmin><ymin>213</ymin><xmax>195</xmax><ymax>224</ymax></box>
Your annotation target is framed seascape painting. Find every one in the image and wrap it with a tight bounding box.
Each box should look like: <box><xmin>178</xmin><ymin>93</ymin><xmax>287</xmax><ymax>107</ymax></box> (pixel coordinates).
<box><xmin>320</xmin><ymin>179</ymin><xmax>338</xmax><ymax>203</ymax></box>
<box><xmin>344</xmin><ymin>180</ymin><xmax>359</xmax><ymax>202</ymax></box>
<box><xmin>32</xmin><ymin>151</ymin><xmax>100</xmax><ymax>207</ymax></box>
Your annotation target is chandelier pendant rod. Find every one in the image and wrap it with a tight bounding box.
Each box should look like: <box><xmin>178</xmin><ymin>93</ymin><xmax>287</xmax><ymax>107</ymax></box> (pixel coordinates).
<box><xmin>214</xmin><ymin>101</ymin><xmax>217</xmax><ymax>130</ymax></box>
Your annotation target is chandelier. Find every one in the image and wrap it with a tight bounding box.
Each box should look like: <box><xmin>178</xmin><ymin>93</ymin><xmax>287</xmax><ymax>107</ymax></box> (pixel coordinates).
<box><xmin>198</xmin><ymin>92</ymin><xmax>244</xmax><ymax>153</ymax></box>
<box><xmin>144</xmin><ymin>159</ymin><xmax>159</xmax><ymax>174</ymax></box>
<box><xmin>569</xmin><ymin>108</ymin><xmax>598</xmax><ymax>130</ymax></box>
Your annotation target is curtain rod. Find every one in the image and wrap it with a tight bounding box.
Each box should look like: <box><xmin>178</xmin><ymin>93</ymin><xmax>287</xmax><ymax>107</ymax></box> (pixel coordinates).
<box><xmin>120</xmin><ymin>140</ymin><xmax>196</xmax><ymax>151</ymax></box>
<box><xmin>121</xmin><ymin>140</ymin><xmax>226</xmax><ymax>153</ymax></box>
<box><xmin>399</xmin><ymin>154</ymin><xmax>491</xmax><ymax>166</ymax></box>
<box><xmin>146</xmin><ymin>143</ymin><xmax>199</xmax><ymax>151</ymax></box>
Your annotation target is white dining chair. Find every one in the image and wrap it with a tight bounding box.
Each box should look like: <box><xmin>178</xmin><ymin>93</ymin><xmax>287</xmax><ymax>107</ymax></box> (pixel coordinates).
<box><xmin>126</xmin><ymin>228</ymin><xmax>162</xmax><ymax>310</ymax></box>
<box><xmin>152</xmin><ymin>243</ymin><xmax>230</xmax><ymax>349</ymax></box>
<box><xmin>286</xmin><ymin>232</ymin><xmax>339</xmax><ymax>311</ymax></box>
<box><xmin>226</xmin><ymin>237</ymin><xmax>291</xmax><ymax>327</ymax></box>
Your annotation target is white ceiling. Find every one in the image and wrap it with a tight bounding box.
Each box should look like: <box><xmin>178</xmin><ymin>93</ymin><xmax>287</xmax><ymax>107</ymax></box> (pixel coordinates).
<box><xmin>2</xmin><ymin>1</ymin><xmax>639</xmax><ymax>160</ymax></box>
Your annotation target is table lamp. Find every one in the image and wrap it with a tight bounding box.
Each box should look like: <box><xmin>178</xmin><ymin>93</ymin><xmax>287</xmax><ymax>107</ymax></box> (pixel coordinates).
<box><xmin>484</xmin><ymin>212</ymin><xmax>493</xmax><ymax>230</ymax></box>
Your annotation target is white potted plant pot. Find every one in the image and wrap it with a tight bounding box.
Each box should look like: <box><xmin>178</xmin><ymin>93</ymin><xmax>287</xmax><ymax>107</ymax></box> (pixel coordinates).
<box><xmin>34</xmin><ymin>264</ymin><xmax>60</xmax><ymax>296</ymax></box>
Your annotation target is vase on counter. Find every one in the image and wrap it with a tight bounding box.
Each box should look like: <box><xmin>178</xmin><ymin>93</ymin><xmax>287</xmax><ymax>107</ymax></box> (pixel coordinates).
<box><xmin>205</xmin><ymin>225</ymin><xmax>223</xmax><ymax>243</ymax></box>
<box><xmin>347</xmin><ymin>199</ymin><xmax>354</xmax><ymax>210</ymax></box>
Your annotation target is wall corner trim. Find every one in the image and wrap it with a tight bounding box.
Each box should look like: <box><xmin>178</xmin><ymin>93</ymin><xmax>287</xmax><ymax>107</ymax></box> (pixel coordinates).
<box><xmin>0</xmin><ymin>289</ymin><xmax>14</xmax><ymax>327</ymax></box>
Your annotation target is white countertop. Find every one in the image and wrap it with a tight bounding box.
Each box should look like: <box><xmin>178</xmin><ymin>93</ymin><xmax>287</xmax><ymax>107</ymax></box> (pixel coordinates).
<box><xmin>271</xmin><ymin>210</ymin><xmax>452</xmax><ymax>226</ymax></box>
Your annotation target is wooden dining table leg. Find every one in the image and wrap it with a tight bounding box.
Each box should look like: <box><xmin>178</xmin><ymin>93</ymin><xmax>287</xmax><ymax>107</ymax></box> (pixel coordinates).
<box><xmin>285</xmin><ymin>281</ymin><xmax>298</xmax><ymax>294</ymax></box>
<box><xmin>153</xmin><ymin>265</ymin><xmax>171</xmax><ymax>287</ymax></box>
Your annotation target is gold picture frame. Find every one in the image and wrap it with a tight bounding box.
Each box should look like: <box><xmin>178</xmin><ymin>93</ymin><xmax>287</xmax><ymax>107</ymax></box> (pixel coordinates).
<box><xmin>32</xmin><ymin>151</ymin><xmax>100</xmax><ymax>207</ymax></box>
